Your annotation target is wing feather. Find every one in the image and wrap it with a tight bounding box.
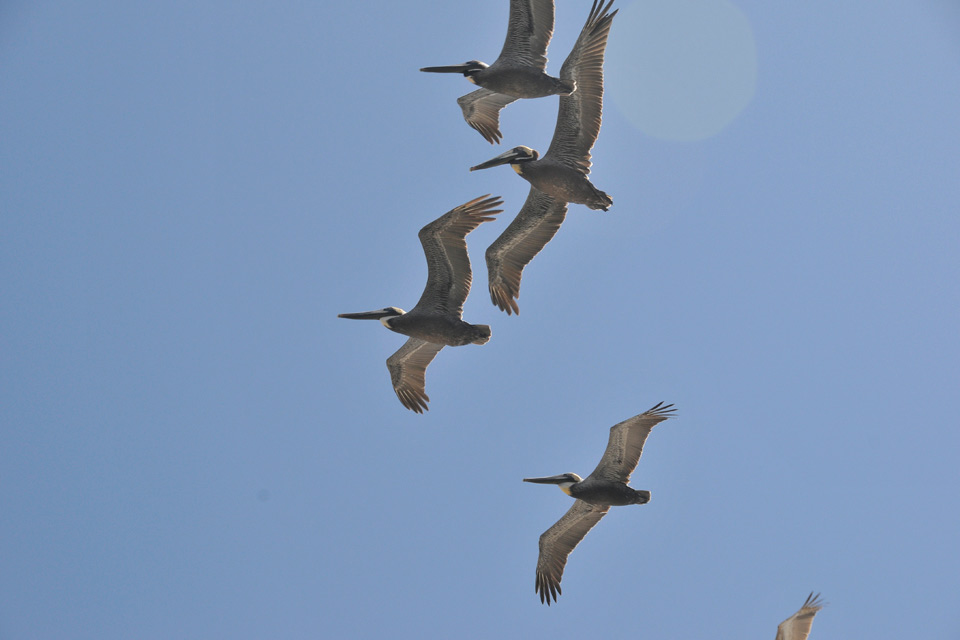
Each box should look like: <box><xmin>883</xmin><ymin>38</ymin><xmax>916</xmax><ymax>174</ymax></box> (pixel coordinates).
<box><xmin>534</xmin><ymin>500</ymin><xmax>609</xmax><ymax>604</ymax></box>
<box><xmin>485</xmin><ymin>188</ymin><xmax>568</xmax><ymax>314</ymax></box>
<box><xmin>412</xmin><ymin>195</ymin><xmax>503</xmax><ymax>317</ymax></box>
<box><xmin>385</xmin><ymin>339</ymin><xmax>445</xmax><ymax>413</ymax></box>
<box><xmin>587</xmin><ymin>402</ymin><xmax>676</xmax><ymax>483</ymax></box>
<box><xmin>497</xmin><ymin>0</ymin><xmax>555</xmax><ymax>70</ymax></box>
<box><xmin>544</xmin><ymin>0</ymin><xmax>617</xmax><ymax>173</ymax></box>
<box><xmin>457</xmin><ymin>89</ymin><xmax>519</xmax><ymax>144</ymax></box>
<box><xmin>775</xmin><ymin>593</ymin><xmax>825</xmax><ymax>640</ymax></box>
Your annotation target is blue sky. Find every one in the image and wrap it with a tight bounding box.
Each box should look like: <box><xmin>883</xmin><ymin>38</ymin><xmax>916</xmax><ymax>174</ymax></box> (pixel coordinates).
<box><xmin>2</xmin><ymin>1</ymin><xmax>959</xmax><ymax>638</ymax></box>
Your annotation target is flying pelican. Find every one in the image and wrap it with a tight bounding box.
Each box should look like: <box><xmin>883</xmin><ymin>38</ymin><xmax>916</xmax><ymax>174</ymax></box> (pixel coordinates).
<box><xmin>523</xmin><ymin>401</ymin><xmax>675</xmax><ymax>604</ymax></box>
<box><xmin>422</xmin><ymin>0</ymin><xmax>571</xmax><ymax>143</ymax></box>
<box><xmin>776</xmin><ymin>593</ymin><xmax>825</xmax><ymax>640</ymax></box>
<box><xmin>472</xmin><ymin>0</ymin><xmax>617</xmax><ymax>314</ymax></box>
<box><xmin>338</xmin><ymin>196</ymin><xmax>502</xmax><ymax>413</ymax></box>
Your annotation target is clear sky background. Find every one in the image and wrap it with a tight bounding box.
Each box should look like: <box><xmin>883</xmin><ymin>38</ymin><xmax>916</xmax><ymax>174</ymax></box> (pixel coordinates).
<box><xmin>2</xmin><ymin>1</ymin><xmax>959</xmax><ymax>638</ymax></box>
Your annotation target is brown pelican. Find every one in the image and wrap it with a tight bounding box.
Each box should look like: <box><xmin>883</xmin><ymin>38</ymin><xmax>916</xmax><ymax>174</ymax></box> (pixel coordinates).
<box><xmin>422</xmin><ymin>0</ymin><xmax>572</xmax><ymax>143</ymax></box>
<box><xmin>338</xmin><ymin>196</ymin><xmax>502</xmax><ymax>413</ymax></box>
<box><xmin>473</xmin><ymin>0</ymin><xmax>617</xmax><ymax>314</ymax></box>
<box><xmin>776</xmin><ymin>593</ymin><xmax>825</xmax><ymax>640</ymax></box>
<box><xmin>523</xmin><ymin>401</ymin><xmax>675</xmax><ymax>604</ymax></box>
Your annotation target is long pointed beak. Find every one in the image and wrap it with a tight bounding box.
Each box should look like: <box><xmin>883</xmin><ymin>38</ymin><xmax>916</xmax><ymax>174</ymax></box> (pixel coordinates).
<box><xmin>523</xmin><ymin>475</ymin><xmax>569</xmax><ymax>485</ymax></box>
<box><xmin>338</xmin><ymin>309</ymin><xmax>391</xmax><ymax>320</ymax></box>
<box><xmin>420</xmin><ymin>64</ymin><xmax>471</xmax><ymax>74</ymax></box>
<box><xmin>470</xmin><ymin>150</ymin><xmax>520</xmax><ymax>172</ymax></box>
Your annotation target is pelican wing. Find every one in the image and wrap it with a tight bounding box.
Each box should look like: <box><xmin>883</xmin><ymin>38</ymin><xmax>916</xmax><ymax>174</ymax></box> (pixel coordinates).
<box><xmin>412</xmin><ymin>195</ymin><xmax>503</xmax><ymax>317</ymax></box>
<box><xmin>385</xmin><ymin>338</ymin><xmax>445</xmax><ymax>413</ymax></box>
<box><xmin>775</xmin><ymin>593</ymin><xmax>825</xmax><ymax>640</ymax></box>
<box><xmin>457</xmin><ymin>89</ymin><xmax>519</xmax><ymax>145</ymax></box>
<box><xmin>544</xmin><ymin>0</ymin><xmax>617</xmax><ymax>173</ymax></box>
<box><xmin>497</xmin><ymin>0</ymin><xmax>555</xmax><ymax>71</ymax></box>
<box><xmin>485</xmin><ymin>187</ymin><xmax>568</xmax><ymax>314</ymax></box>
<box><xmin>586</xmin><ymin>402</ymin><xmax>676</xmax><ymax>484</ymax></box>
<box><xmin>535</xmin><ymin>499</ymin><xmax>610</xmax><ymax>604</ymax></box>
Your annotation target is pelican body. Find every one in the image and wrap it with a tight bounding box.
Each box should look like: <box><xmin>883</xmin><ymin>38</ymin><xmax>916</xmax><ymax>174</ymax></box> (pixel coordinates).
<box><xmin>523</xmin><ymin>401</ymin><xmax>675</xmax><ymax>604</ymax></box>
<box><xmin>472</xmin><ymin>145</ymin><xmax>612</xmax><ymax>210</ymax></box>
<box><xmin>340</xmin><ymin>307</ymin><xmax>490</xmax><ymax>347</ymax></box>
<box><xmin>422</xmin><ymin>0</ymin><xmax>570</xmax><ymax>143</ymax></box>
<box><xmin>423</xmin><ymin>60</ymin><xmax>572</xmax><ymax>100</ymax></box>
<box><xmin>338</xmin><ymin>196</ymin><xmax>502</xmax><ymax>413</ymax></box>
<box><xmin>526</xmin><ymin>472</ymin><xmax>651</xmax><ymax>506</ymax></box>
<box><xmin>477</xmin><ymin>0</ymin><xmax>617</xmax><ymax>314</ymax></box>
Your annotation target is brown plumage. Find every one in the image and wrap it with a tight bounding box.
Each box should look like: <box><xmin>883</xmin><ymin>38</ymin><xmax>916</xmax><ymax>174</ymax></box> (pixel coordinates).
<box><xmin>775</xmin><ymin>593</ymin><xmax>825</xmax><ymax>640</ymax></box>
<box><xmin>338</xmin><ymin>196</ymin><xmax>501</xmax><ymax>412</ymax></box>
<box><xmin>423</xmin><ymin>0</ymin><xmax>569</xmax><ymax>143</ymax></box>
<box><xmin>524</xmin><ymin>402</ymin><xmax>675</xmax><ymax>604</ymax></box>
<box><xmin>476</xmin><ymin>0</ymin><xmax>618</xmax><ymax>314</ymax></box>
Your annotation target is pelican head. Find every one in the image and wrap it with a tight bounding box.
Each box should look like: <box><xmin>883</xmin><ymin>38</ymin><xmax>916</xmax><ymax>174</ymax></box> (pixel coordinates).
<box><xmin>420</xmin><ymin>60</ymin><xmax>489</xmax><ymax>79</ymax></box>
<box><xmin>337</xmin><ymin>306</ymin><xmax>405</xmax><ymax>329</ymax></box>
<box><xmin>523</xmin><ymin>473</ymin><xmax>583</xmax><ymax>496</ymax></box>
<box><xmin>469</xmin><ymin>146</ymin><xmax>539</xmax><ymax>172</ymax></box>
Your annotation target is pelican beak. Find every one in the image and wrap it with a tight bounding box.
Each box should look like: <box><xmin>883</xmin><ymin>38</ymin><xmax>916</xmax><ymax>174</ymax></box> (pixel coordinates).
<box><xmin>522</xmin><ymin>475</ymin><xmax>570</xmax><ymax>485</ymax></box>
<box><xmin>337</xmin><ymin>309</ymin><xmax>392</xmax><ymax>320</ymax></box>
<box><xmin>469</xmin><ymin>149</ymin><xmax>522</xmax><ymax>172</ymax></box>
<box><xmin>420</xmin><ymin>64</ymin><xmax>472</xmax><ymax>74</ymax></box>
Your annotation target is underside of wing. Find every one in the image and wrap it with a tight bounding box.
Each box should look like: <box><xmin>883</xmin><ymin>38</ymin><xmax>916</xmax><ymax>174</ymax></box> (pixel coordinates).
<box><xmin>385</xmin><ymin>338</ymin><xmax>445</xmax><ymax>413</ymax></box>
<box><xmin>485</xmin><ymin>188</ymin><xmax>568</xmax><ymax>314</ymax></box>
<box><xmin>545</xmin><ymin>0</ymin><xmax>617</xmax><ymax>173</ymax></box>
<box><xmin>457</xmin><ymin>89</ymin><xmax>519</xmax><ymax>144</ymax></box>
<box><xmin>587</xmin><ymin>402</ymin><xmax>676</xmax><ymax>483</ymax></box>
<box><xmin>497</xmin><ymin>0</ymin><xmax>555</xmax><ymax>70</ymax></box>
<box><xmin>775</xmin><ymin>593</ymin><xmax>825</xmax><ymax>640</ymax></box>
<box><xmin>413</xmin><ymin>196</ymin><xmax>503</xmax><ymax>317</ymax></box>
<box><xmin>535</xmin><ymin>500</ymin><xmax>609</xmax><ymax>604</ymax></box>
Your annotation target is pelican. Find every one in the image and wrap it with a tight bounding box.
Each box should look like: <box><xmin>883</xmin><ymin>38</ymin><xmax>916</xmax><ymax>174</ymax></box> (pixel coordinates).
<box><xmin>523</xmin><ymin>401</ymin><xmax>675</xmax><ymax>604</ymax></box>
<box><xmin>776</xmin><ymin>593</ymin><xmax>825</xmax><ymax>640</ymax></box>
<box><xmin>422</xmin><ymin>0</ymin><xmax>572</xmax><ymax>143</ymax></box>
<box><xmin>338</xmin><ymin>196</ymin><xmax>502</xmax><ymax>413</ymax></box>
<box><xmin>473</xmin><ymin>0</ymin><xmax>616</xmax><ymax>314</ymax></box>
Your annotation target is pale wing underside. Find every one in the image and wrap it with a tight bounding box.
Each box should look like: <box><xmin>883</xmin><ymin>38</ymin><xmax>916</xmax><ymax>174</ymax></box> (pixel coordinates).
<box><xmin>497</xmin><ymin>0</ymin><xmax>556</xmax><ymax>70</ymax></box>
<box><xmin>412</xmin><ymin>195</ymin><xmax>503</xmax><ymax>317</ymax></box>
<box><xmin>544</xmin><ymin>0</ymin><xmax>617</xmax><ymax>173</ymax></box>
<box><xmin>485</xmin><ymin>188</ymin><xmax>567</xmax><ymax>314</ymax></box>
<box><xmin>457</xmin><ymin>89</ymin><xmax>519</xmax><ymax>144</ymax></box>
<box><xmin>385</xmin><ymin>338</ymin><xmax>445</xmax><ymax>413</ymax></box>
<box><xmin>775</xmin><ymin>593</ymin><xmax>825</xmax><ymax>640</ymax></box>
<box><xmin>535</xmin><ymin>500</ymin><xmax>610</xmax><ymax>604</ymax></box>
<box><xmin>587</xmin><ymin>402</ymin><xmax>676</xmax><ymax>483</ymax></box>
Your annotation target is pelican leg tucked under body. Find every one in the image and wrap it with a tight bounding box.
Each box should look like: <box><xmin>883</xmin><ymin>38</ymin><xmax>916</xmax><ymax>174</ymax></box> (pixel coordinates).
<box><xmin>338</xmin><ymin>196</ymin><xmax>502</xmax><ymax>413</ymax></box>
<box><xmin>477</xmin><ymin>0</ymin><xmax>617</xmax><ymax>315</ymax></box>
<box><xmin>421</xmin><ymin>0</ymin><xmax>571</xmax><ymax>144</ymax></box>
<box><xmin>523</xmin><ymin>401</ymin><xmax>675</xmax><ymax>604</ymax></box>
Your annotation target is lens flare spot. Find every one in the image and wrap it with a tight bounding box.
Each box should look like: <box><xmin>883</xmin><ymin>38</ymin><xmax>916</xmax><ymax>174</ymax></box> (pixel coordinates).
<box><xmin>607</xmin><ymin>0</ymin><xmax>758</xmax><ymax>141</ymax></box>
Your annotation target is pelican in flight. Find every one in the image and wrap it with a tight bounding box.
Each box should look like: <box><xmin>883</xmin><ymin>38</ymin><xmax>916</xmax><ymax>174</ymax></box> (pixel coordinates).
<box><xmin>338</xmin><ymin>196</ymin><xmax>502</xmax><ymax>413</ymax></box>
<box><xmin>472</xmin><ymin>0</ymin><xmax>616</xmax><ymax>314</ymax></box>
<box><xmin>421</xmin><ymin>0</ymin><xmax>570</xmax><ymax>144</ymax></box>
<box><xmin>523</xmin><ymin>401</ymin><xmax>675</xmax><ymax>604</ymax></box>
<box><xmin>776</xmin><ymin>593</ymin><xmax>825</xmax><ymax>640</ymax></box>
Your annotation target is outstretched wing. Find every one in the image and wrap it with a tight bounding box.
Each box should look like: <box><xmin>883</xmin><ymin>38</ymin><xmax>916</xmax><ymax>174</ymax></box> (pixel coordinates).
<box><xmin>544</xmin><ymin>0</ymin><xmax>617</xmax><ymax>173</ymax></box>
<box><xmin>485</xmin><ymin>187</ymin><xmax>568</xmax><ymax>314</ymax></box>
<box><xmin>586</xmin><ymin>402</ymin><xmax>676</xmax><ymax>483</ymax></box>
<box><xmin>412</xmin><ymin>195</ymin><xmax>503</xmax><ymax>317</ymax></box>
<box><xmin>534</xmin><ymin>500</ymin><xmax>610</xmax><ymax>604</ymax></box>
<box><xmin>457</xmin><ymin>89</ymin><xmax>519</xmax><ymax>144</ymax></box>
<box><xmin>496</xmin><ymin>0</ymin><xmax>556</xmax><ymax>71</ymax></box>
<box><xmin>385</xmin><ymin>338</ymin><xmax>445</xmax><ymax>413</ymax></box>
<box><xmin>775</xmin><ymin>593</ymin><xmax>825</xmax><ymax>640</ymax></box>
